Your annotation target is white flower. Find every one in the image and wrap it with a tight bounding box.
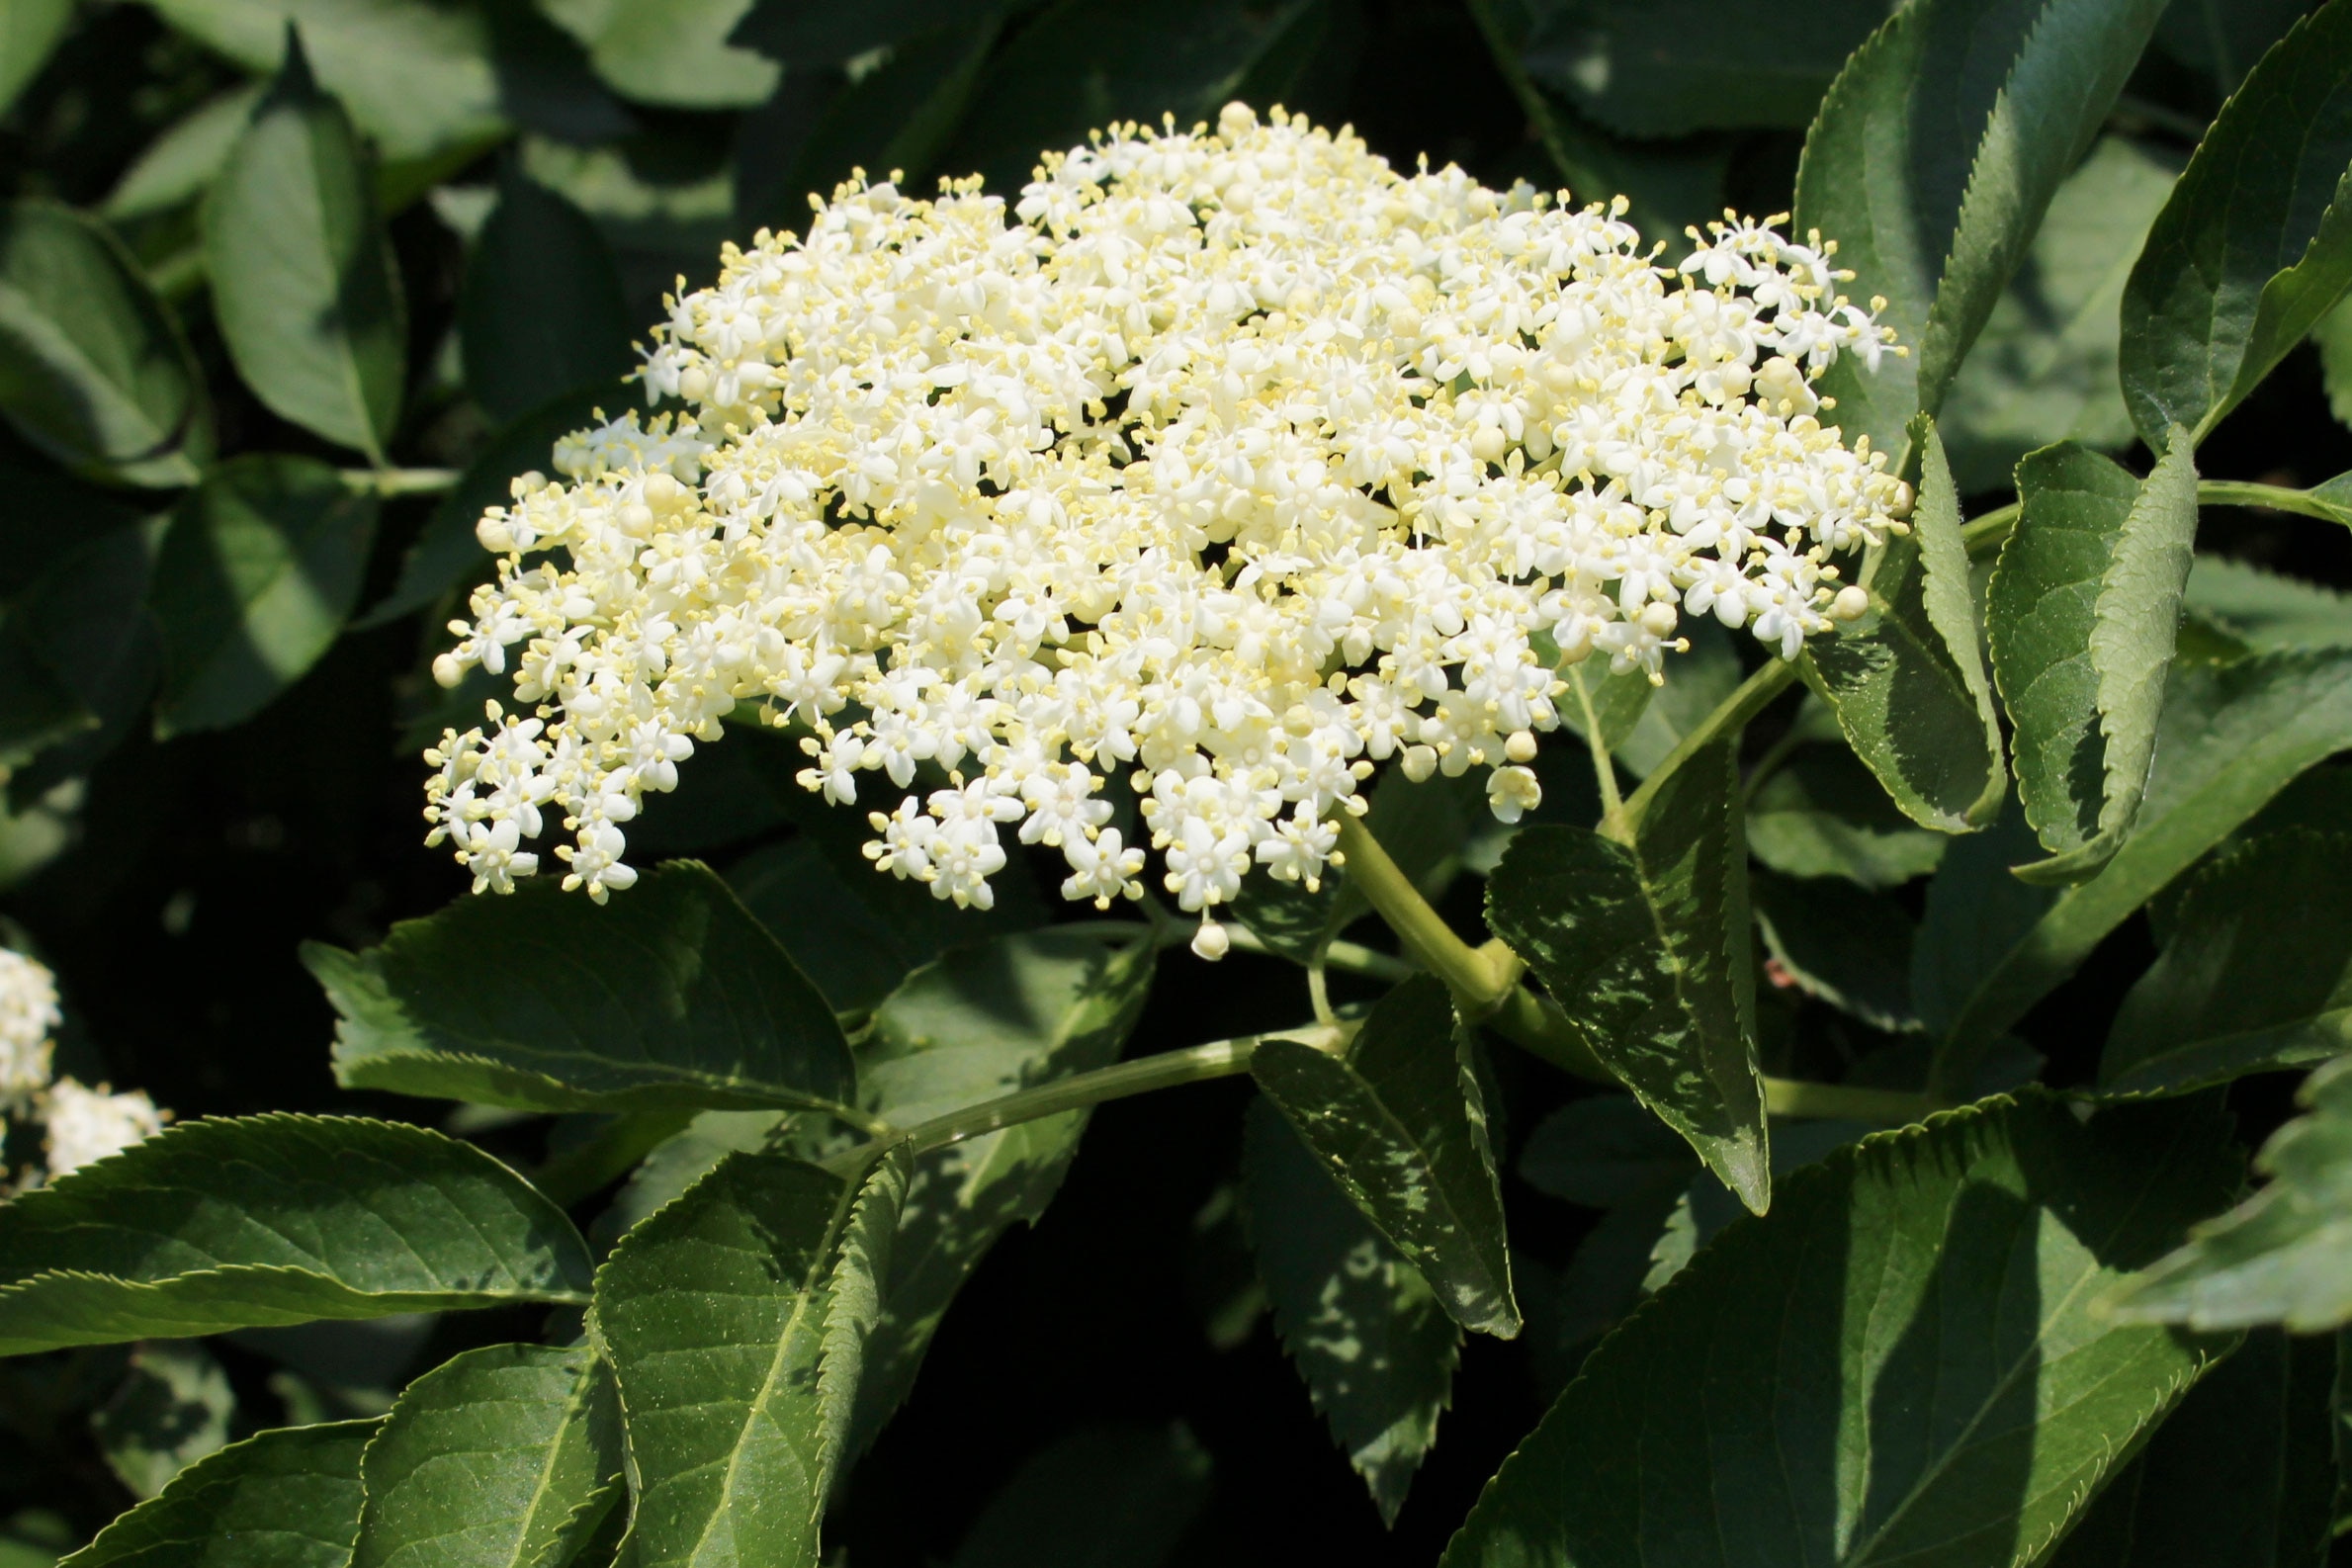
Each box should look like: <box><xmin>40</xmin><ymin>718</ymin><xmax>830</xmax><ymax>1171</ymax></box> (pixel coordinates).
<box><xmin>41</xmin><ymin>1079</ymin><xmax>165</xmax><ymax>1178</ymax></box>
<box><xmin>0</xmin><ymin>948</ymin><xmax>58</xmax><ymax>1114</ymax></box>
<box><xmin>425</xmin><ymin>106</ymin><xmax>1902</xmax><ymax>915</ymax></box>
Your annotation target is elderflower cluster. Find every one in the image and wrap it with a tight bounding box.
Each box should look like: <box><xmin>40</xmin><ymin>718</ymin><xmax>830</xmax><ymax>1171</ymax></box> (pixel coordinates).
<box><xmin>0</xmin><ymin>947</ymin><xmax>58</xmax><ymax>1113</ymax></box>
<box><xmin>0</xmin><ymin>944</ymin><xmax>167</xmax><ymax>1183</ymax></box>
<box><xmin>424</xmin><ymin>104</ymin><xmax>1904</xmax><ymax>924</ymax></box>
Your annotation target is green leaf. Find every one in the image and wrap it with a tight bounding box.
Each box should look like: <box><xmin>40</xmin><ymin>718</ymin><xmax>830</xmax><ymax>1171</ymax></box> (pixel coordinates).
<box><xmin>0</xmin><ymin>502</ymin><xmax>161</xmax><ymax>788</ymax></box>
<box><xmin>1801</xmin><ymin>420</ymin><xmax>2005</xmax><ymax>833</ymax></box>
<box><xmin>358</xmin><ymin>382</ymin><xmax>629</xmax><ymax>630</ymax></box>
<box><xmin>147</xmin><ymin>0</ymin><xmax>506</xmax><ymax>161</ymax></box>
<box><xmin>102</xmin><ymin>85</ymin><xmax>266</xmax><ymax>222</ymax></box>
<box><xmin>536</xmin><ymin>0</ymin><xmax>778</xmax><ymax>109</ymax></box>
<box><xmin>0</xmin><ymin>201</ymin><xmax>210</xmax><ymax>486</ymax></box>
<box><xmin>1751</xmin><ymin>868</ymin><xmax>1918</xmax><ymax>1034</ymax></box>
<box><xmin>2184</xmin><ymin>556</ymin><xmax>2352</xmax><ymax>653</ymax></box>
<box><xmin>306</xmin><ymin>861</ymin><xmax>858</xmax><ymax>1115</ymax></box>
<box><xmin>1488</xmin><ymin>740</ymin><xmax>1770</xmax><ymax>1210</ymax></box>
<box><xmin>843</xmin><ymin>929</ymin><xmax>1157</xmax><ymax>1456</ymax></box>
<box><xmin>1794</xmin><ymin>0</ymin><xmax>2169</xmax><ymax>458</ymax></box>
<box><xmin>947</xmin><ymin>1422</ymin><xmax>1213</xmax><ymax>1568</ymax></box>
<box><xmin>1908</xmin><ymin>798</ymin><xmax>2056</xmax><ymax>1042</ymax></box>
<box><xmin>1747</xmin><ymin>746</ymin><xmax>1948</xmax><ymax>889</ymax></box>
<box><xmin>729</xmin><ymin>1</ymin><xmax>969</xmax><ymax>66</ymax></box>
<box><xmin>2101</xmin><ymin>830</ymin><xmax>2352</xmax><ymax>1095</ymax></box>
<box><xmin>460</xmin><ymin>176</ymin><xmax>633</xmax><ymax>425</ymax></box>
<box><xmin>59</xmin><ymin>1420</ymin><xmax>377</xmax><ymax>1568</ymax></box>
<box><xmin>0</xmin><ymin>1115</ymin><xmax>592</xmax><ymax>1356</ymax></box>
<box><xmin>1441</xmin><ymin>1093</ymin><xmax>2241</xmax><ymax>1568</ymax></box>
<box><xmin>1517</xmin><ymin>1095</ymin><xmax>1699</xmax><ymax>1211</ymax></box>
<box><xmin>2319</xmin><ymin>295</ymin><xmax>2352</xmax><ymax>429</ymax></box>
<box><xmin>1992</xmin><ymin>436</ymin><xmax>2201</xmax><ymax>882</ymax></box>
<box><xmin>1242</xmin><ymin>1097</ymin><xmax>1459</xmax><ymax>1527</ymax></box>
<box><xmin>0</xmin><ymin>0</ymin><xmax>69</xmax><ymax>119</ymax></box>
<box><xmin>2047</xmin><ymin>1328</ymin><xmax>2335</xmax><ymax>1568</ymax></box>
<box><xmin>1940</xmin><ymin>136</ymin><xmax>2181</xmax><ymax>493</ymax></box>
<box><xmin>595</xmin><ymin>1146</ymin><xmax>909</xmax><ymax>1568</ymax></box>
<box><xmin>2121</xmin><ymin>0</ymin><xmax>2352</xmax><ymax>450</ymax></box>
<box><xmin>205</xmin><ymin>34</ymin><xmax>407</xmax><ymax>463</ymax></box>
<box><xmin>727</xmin><ymin>839</ymin><xmax>923</xmax><ymax>1017</ymax></box>
<box><xmin>1612</xmin><ymin>621</ymin><xmax>1744</xmax><ymax>779</ymax></box>
<box><xmin>1932</xmin><ymin>650</ymin><xmax>2352</xmax><ymax>1091</ymax></box>
<box><xmin>2155</xmin><ymin>0</ymin><xmax>2313</xmax><ymax>91</ymax></box>
<box><xmin>1521</xmin><ymin>0</ymin><xmax>1887</xmax><ymax>137</ymax></box>
<box><xmin>354</xmin><ymin>1344</ymin><xmax>622</xmax><ymax>1568</ymax></box>
<box><xmin>91</xmin><ymin>1342</ymin><xmax>234</xmax><ymax>1500</ymax></box>
<box><xmin>151</xmin><ymin>454</ymin><xmax>378</xmax><ymax>739</ymax></box>
<box><xmin>1251</xmin><ymin>975</ymin><xmax>1520</xmax><ymax>1337</ymax></box>
<box><xmin>2112</xmin><ymin>1054</ymin><xmax>2352</xmax><ymax>1331</ymax></box>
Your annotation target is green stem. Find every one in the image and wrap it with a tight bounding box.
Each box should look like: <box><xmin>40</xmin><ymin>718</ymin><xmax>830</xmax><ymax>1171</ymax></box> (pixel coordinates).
<box><xmin>1762</xmin><ymin>1078</ymin><xmax>1942</xmax><ymax>1123</ymax></box>
<box><xmin>819</xmin><ymin>1023</ymin><xmax>1344</xmax><ymax>1176</ymax></box>
<box><xmin>341</xmin><ymin>467</ymin><xmax>461</xmax><ymax>497</ymax></box>
<box><xmin>1566</xmin><ymin>665</ymin><xmax>1629</xmax><ymax>837</ymax></box>
<box><xmin>1334</xmin><ymin>814</ymin><xmax>1519</xmax><ymax>1015</ymax></box>
<box><xmin>1619</xmin><ymin>658</ymin><xmax>1796</xmax><ymax>832</ymax></box>
<box><xmin>1962</xmin><ymin>478</ymin><xmax>2349</xmax><ymax>559</ymax></box>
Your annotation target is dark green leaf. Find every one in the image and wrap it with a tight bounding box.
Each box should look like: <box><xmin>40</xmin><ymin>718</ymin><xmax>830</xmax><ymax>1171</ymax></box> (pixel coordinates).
<box><xmin>58</xmin><ymin>1420</ymin><xmax>377</xmax><ymax>1568</ymax></box>
<box><xmin>205</xmin><ymin>36</ymin><xmax>406</xmax><ymax>463</ymax></box>
<box><xmin>1251</xmin><ymin>975</ymin><xmax>1520</xmax><ymax>1336</ymax></box>
<box><xmin>0</xmin><ymin>201</ymin><xmax>210</xmax><ymax>486</ymax></box>
<box><xmin>2047</xmin><ymin>1328</ymin><xmax>2335</xmax><ymax>1568</ymax></box>
<box><xmin>1612</xmin><ymin>620</ymin><xmax>1744</xmax><ymax>779</ymax></box>
<box><xmin>843</xmin><ymin>930</ymin><xmax>1156</xmax><ymax>1456</ymax></box>
<box><xmin>1242</xmin><ymin>1098</ymin><xmax>1458</xmax><ymax>1526</ymax></box>
<box><xmin>595</xmin><ymin>1146</ymin><xmax>908</xmax><ymax>1568</ymax></box>
<box><xmin>1908</xmin><ymin>798</ymin><xmax>2055</xmax><ymax>1042</ymax></box>
<box><xmin>1520</xmin><ymin>0</ymin><xmax>1890</xmax><ymax>137</ymax></box>
<box><xmin>762</xmin><ymin>14</ymin><xmax>1003</xmax><ymax>218</ymax></box>
<box><xmin>151</xmin><ymin>454</ymin><xmax>377</xmax><ymax>739</ymax></box>
<box><xmin>948</xmin><ymin>1422</ymin><xmax>1212</xmax><ymax>1568</ymax></box>
<box><xmin>2320</xmin><ymin>296</ymin><xmax>2352</xmax><ymax>429</ymax></box>
<box><xmin>1442</xmin><ymin>1094</ymin><xmax>2240</xmax><ymax>1568</ymax></box>
<box><xmin>1638</xmin><ymin>1118</ymin><xmax>1878</xmax><ymax>1295</ymax></box>
<box><xmin>1992</xmin><ymin>436</ymin><xmax>2201</xmax><ymax>882</ymax></box>
<box><xmin>306</xmin><ymin>861</ymin><xmax>858</xmax><ymax>1115</ymax></box>
<box><xmin>2184</xmin><ymin>556</ymin><xmax>2352</xmax><ymax>653</ymax></box>
<box><xmin>1746</xmin><ymin>746</ymin><xmax>1948</xmax><ymax>889</ymax></box>
<box><xmin>354</xmin><ymin>1344</ymin><xmax>622</xmax><ymax>1568</ymax></box>
<box><xmin>731</xmin><ymin>0</ymin><xmax>972</xmax><ymax>65</ymax></box>
<box><xmin>727</xmin><ymin>838</ymin><xmax>921</xmax><ymax>1016</ymax></box>
<box><xmin>0</xmin><ymin>0</ymin><xmax>69</xmax><ymax>119</ymax></box>
<box><xmin>1558</xmin><ymin>661</ymin><xmax>1653</xmax><ymax>762</ymax></box>
<box><xmin>0</xmin><ymin>1114</ymin><xmax>590</xmax><ymax>1357</ymax></box>
<box><xmin>357</xmin><ymin>382</ymin><xmax>629</xmax><ymax>630</ymax></box>
<box><xmin>91</xmin><ymin>1342</ymin><xmax>234</xmax><ymax>1500</ymax></box>
<box><xmin>1231</xmin><ymin>768</ymin><xmax>1474</xmax><ymax>966</ymax></box>
<box><xmin>1488</xmin><ymin>740</ymin><xmax>1769</xmax><ymax>1210</ymax></box>
<box><xmin>1794</xmin><ymin>0</ymin><xmax>2168</xmax><ymax>458</ymax></box>
<box><xmin>2121</xmin><ymin>1</ymin><xmax>2352</xmax><ymax>449</ymax></box>
<box><xmin>2112</xmin><ymin>1054</ymin><xmax>2352</xmax><ymax>1331</ymax></box>
<box><xmin>537</xmin><ymin>0</ymin><xmax>779</xmax><ymax>109</ymax></box>
<box><xmin>1940</xmin><ymin>136</ymin><xmax>2181</xmax><ymax>493</ymax></box>
<box><xmin>2101</xmin><ymin>830</ymin><xmax>2352</xmax><ymax>1095</ymax></box>
<box><xmin>1751</xmin><ymin>868</ymin><xmax>1917</xmax><ymax>1033</ymax></box>
<box><xmin>1801</xmin><ymin>420</ymin><xmax>2005</xmax><ymax>833</ymax></box>
<box><xmin>2155</xmin><ymin>0</ymin><xmax>2315</xmax><ymax>90</ymax></box>
<box><xmin>461</xmin><ymin>176</ymin><xmax>632</xmax><ymax>424</ymax></box>
<box><xmin>1517</xmin><ymin>1094</ymin><xmax>1699</xmax><ymax>1211</ymax></box>
<box><xmin>104</xmin><ymin>86</ymin><xmax>266</xmax><ymax>222</ymax></box>
<box><xmin>1932</xmin><ymin>650</ymin><xmax>2352</xmax><ymax>1091</ymax></box>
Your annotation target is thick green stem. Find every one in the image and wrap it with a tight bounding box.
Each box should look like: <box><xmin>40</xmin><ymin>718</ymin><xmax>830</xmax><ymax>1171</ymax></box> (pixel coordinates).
<box><xmin>1335</xmin><ymin>814</ymin><xmax>1519</xmax><ymax>1015</ymax></box>
<box><xmin>1220</xmin><ymin>923</ymin><xmax>1419</xmax><ymax>984</ymax></box>
<box><xmin>1618</xmin><ymin>657</ymin><xmax>1796</xmax><ymax>832</ymax></box>
<box><xmin>340</xmin><ymin>467</ymin><xmax>461</xmax><ymax>497</ymax></box>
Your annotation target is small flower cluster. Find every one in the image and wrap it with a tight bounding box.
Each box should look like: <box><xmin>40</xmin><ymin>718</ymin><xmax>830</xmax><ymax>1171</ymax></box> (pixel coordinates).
<box><xmin>0</xmin><ymin>945</ymin><xmax>167</xmax><ymax>1183</ymax></box>
<box><xmin>425</xmin><ymin>104</ymin><xmax>1903</xmax><ymax>920</ymax></box>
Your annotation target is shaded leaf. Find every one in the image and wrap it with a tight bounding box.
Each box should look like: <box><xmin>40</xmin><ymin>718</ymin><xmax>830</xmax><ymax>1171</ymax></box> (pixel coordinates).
<box><xmin>307</xmin><ymin>861</ymin><xmax>857</xmax><ymax>1115</ymax></box>
<box><xmin>731</xmin><ymin>1</ymin><xmax>972</xmax><ymax>66</ymax></box>
<box><xmin>59</xmin><ymin>1420</ymin><xmax>377</xmax><ymax>1568</ymax></box>
<box><xmin>1909</xmin><ymin>799</ymin><xmax>2055</xmax><ymax>1043</ymax></box>
<box><xmin>2184</xmin><ymin>556</ymin><xmax>2352</xmax><ymax>653</ymax></box>
<box><xmin>460</xmin><ymin>174</ymin><xmax>632</xmax><ymax>424</ymax></box>
<box><xmin>151</xmin><ymin>454</ymin><xmax>377</xmax><ymax>739</ymax></box>
<box><xmin>91</xmin><ymin>1342</ymin><xmax>234</xmax><ymax>1500</ymax></box>
<box><xmin>727</xmin><ymin>838</ymin><xmax>923</xmax><ymax>1017</ymax></box>
<box><xmin>1517</xmin><ymin>1094</ymin><xmax>1698</xmax><ymax>1211</ymax></box>
<box><xmin>354</xmin><ymin>1344</ymin><xmax>622</xmax><ymax>1568</ymax></box>
<box><xmin>1252</xmin><ymin>976</ymin><xmax>1519</xmax><ymax>1336</ymax></box>
<box><xmin>2121</xmin><ymin>0</ymin><xmax>2352</xmax><ymax>449</ymax></box>
<box><xmin>1487</xmin><ymin>740</ymin><xmax>1769</xmax><ymax>1210</ymax></box>
<box><xmin>205</xmin><ymin>35</ymin><xmax>406</xmax><ymax>462</ymax></box>
<box><xmin>0</xmin><ymin>201</ymin><xmax>210</xmax><ymax>487</ymax></box>
<box><xmin>2113</xmin><ymin>1053</ymin><xmax>2352</xmax><ymax>1331</ymax></box>
<box><xmin>1242</xmin><ymin>1098</ymin><xmax>1458</xmax><ymax>1526</ymax></box>
<box><xmin>2154</xmin><ymin>0</ymin><xmax>2315</xmax><ymax>91</ymax></box>
<box><xmin>0</xmin><ymin>0</ymin><xmax>69</xmax><ymax>120</ymax></box>
<box><xmin>1746</xmin><ymin>746</ymin><xmax>1947</xmax><ymax>889</ymax></box>
<box><xmin>948</xmin><ymin>1422</ymin><xmax>1212</xmax><ymax>1568</ymax></box>
<box><xmin>0</xmin><ymin>1115</ymin><xmax>592</xmax><ymax>1356</ymax></box>
<box><xmin>536</xmin><ymin>0</ymin><xmax>777</xmax><ymax>110</ymax></box>
<box><xmin>1751</xmin><ymin>868</ymin><xmax>1917</xmax><ymax>1033</ymax></box>
<box><xmin>1442</xmin><ymin>1094</ymin><xmax>2240</xmax><ymax>1568</ymax></box>
<box><xmin>595</xmin><ymin>1146</ymin><xmax>909</xmax><ymax>1568</ymax></box>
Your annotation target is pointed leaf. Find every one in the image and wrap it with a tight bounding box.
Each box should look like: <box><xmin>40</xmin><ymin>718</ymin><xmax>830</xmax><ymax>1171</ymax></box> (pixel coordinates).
<box><xmin>2047</xmin><ymin>1328</ymin><xmax>2335</xmax><ymax>1568</ymax></box>
<box><xmin>2113</xmin><ymin>1053</ymin><xmax>2352</xmax><ymax>1332</ymax></box>
<box><xmin>1750</xmin><ymin>868</ymin><xmax>1918</xmax><ymax>1034</ymax></box>
<box><xmin>1801</xmin><ymin>420</ymin><xmax>2004</xmax><ymax>832</ymax></box>
<box><xmin>2122</xmin><ymin>0</ymin><xmax>2352</xmax><ymax>450</ymax></box>
<box><xmin>1442</xmin><ymin>1094</ymin><xmax>2240</xmax><ymax>1568</ymax></box>
<box><xmin>948</xmin><ymin>1423</ymin><xmax>1212</xmax><ymax>1568</ymax></box>
<box><xmin>596</xmin><ymin>1146</ymin><xmax>908</xmax><ymax>1568</ymax></box>
<box><xmin>0</xmin><ymin>0</ymin><xmax>69</xmax><ymax>119</ymax></box>
<box><xmin>0</xmin><ymin>200</ymin><xmax>210</xmax><ymax>486</ymax></box>
<box><xmin>1242</xmin><ymin>1098</ymin><xmax>1459</xmax><ymax>1526</ymax></box>
<box><xmin>460</xmin><ymin>177</ymin><xmax>632</xmax><ymax>425</ymax></box>
<box><xmin>2101</xmin><ymin>830</ymin><xmax>2352</xmax><ymax>1096</ymax></box>
<box><xmin>537</xmin><ymin>0</ymin><xmax>778</xmax><ymax>109</ymax></box>
<box><xmin>0</xmin><ymin>1115</ymin><xmax>591</xmax><ymax>1356</ymax></box>
<box><xmin>354</xmin><ymin>1344</ymin><xmax>622</xmax><ymax>1568</ymax></box>
<box><xmin>305</xmin><ymin>861</ymin><xmax>857</xmax><ymax>1115</ymax></box>
<box><xmin>1251</xmin><ymin>975</ymin><xmax>1519</xmax><ymax>1337</ymax></box>
<box><xmin>60</xmin><ymin>1420</ymin><xmax>378</xmax><ymax>1568</ymax></box>
<box><xmin>151</xmin><ymin>454</ymin><xmax>378</xmax><ymax>739</ymax></box>
<box><xmin>1488</xmin><ymin>740</ymin><xmax>1770</xmax><ymax>1209</ymax></box>
<box><xmin>1793</xmin><ymin>0</ymin><xmax>2168</xmax><ymax>457</ymax></box>
<box><xmin>205</xmin><ymin>36</ymin><xmax>406</xmax><ymax>462</ymax></box>
<box><xmin>1517</xmin><ymin>1095</ymin><xmax>1699</xmax><ymax>1211</ymax></box>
